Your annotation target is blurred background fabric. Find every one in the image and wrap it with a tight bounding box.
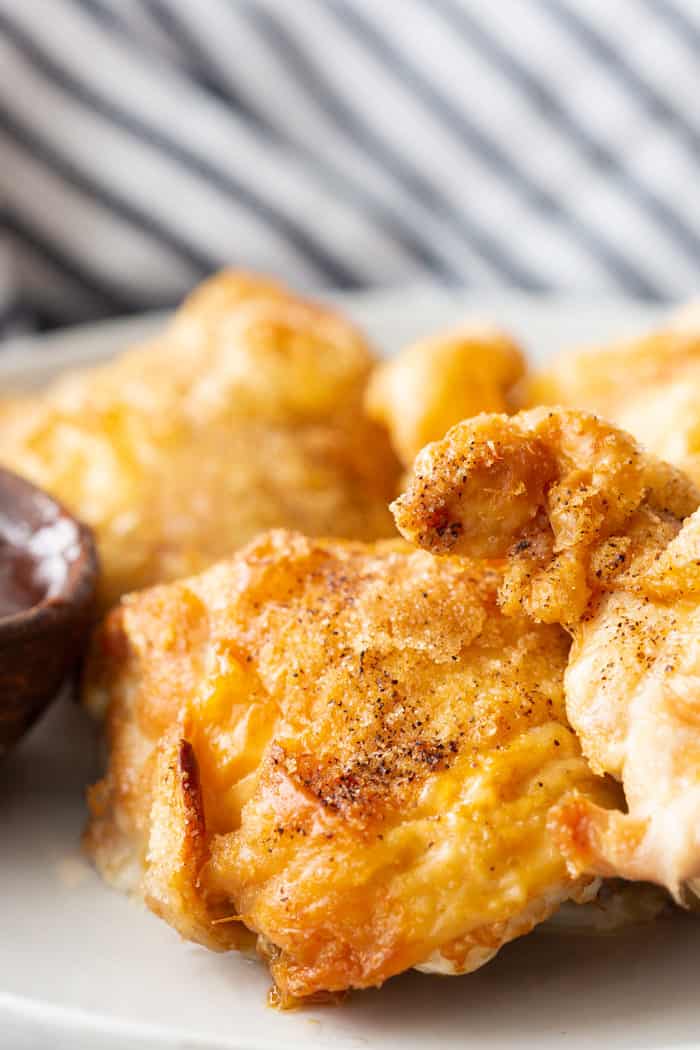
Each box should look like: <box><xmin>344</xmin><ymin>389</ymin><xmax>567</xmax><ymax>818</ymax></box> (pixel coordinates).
<box><xmin>2</xmin><ymin>0</ymin><xmax>700</xmax><ymax>338</ymax></box>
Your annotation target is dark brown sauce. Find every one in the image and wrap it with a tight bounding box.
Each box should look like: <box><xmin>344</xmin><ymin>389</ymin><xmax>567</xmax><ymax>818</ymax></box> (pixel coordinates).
<box><xmin>0</xmin><ymin>535</ymin><xmax>47</xmax><ymax>618</ymax></box>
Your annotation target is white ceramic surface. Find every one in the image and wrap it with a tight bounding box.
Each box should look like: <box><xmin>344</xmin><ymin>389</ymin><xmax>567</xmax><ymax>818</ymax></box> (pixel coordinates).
<box><xmin>1</xmin><ymin>291</ymin><xmax>696</xmax><ymax>1050</ymax></box>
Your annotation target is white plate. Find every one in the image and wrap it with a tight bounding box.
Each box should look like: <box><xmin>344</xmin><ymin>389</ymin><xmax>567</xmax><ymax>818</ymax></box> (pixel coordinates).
<box><xmin>1</xmin><ymin>290</ymin><xmax>696</xmax><ymax>1050</ymax></box>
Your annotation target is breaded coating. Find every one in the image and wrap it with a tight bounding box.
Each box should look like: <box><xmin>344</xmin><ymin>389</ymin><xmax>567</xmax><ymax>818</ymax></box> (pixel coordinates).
<box><xmin>366</xmin><ymin>322</ymin><xmax>525</xmax><ymax>468</ymax></box>
<box><xmin>0</xmin><ymin>272</ymin><xmax>400</xmax><ymax>608</ymax></box>
<box><xmin>524</xmin><ymin>308</ymin><xmax>700</xmax><ymax>485</ymax></box>
<box><xmin>83</xmin><ymin>530</ymin><xmax>617</xmax><ymax>1004</ymax></box>
<box><xmin>394</xmin><ymin>407</ymin><xmax>700</xmax><ymax>897</ymax></box>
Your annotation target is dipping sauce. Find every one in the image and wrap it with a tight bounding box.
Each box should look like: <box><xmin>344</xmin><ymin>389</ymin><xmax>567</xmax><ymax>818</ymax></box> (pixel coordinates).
<box><xmin>0</xmin><ymin>465</ymin><xmax>98</xmax><ymax>757</ymax></box>
<box><xmin>0</xmin><ymin>534</ymin><xmax>47</xmax><ymax>619</ymax></box>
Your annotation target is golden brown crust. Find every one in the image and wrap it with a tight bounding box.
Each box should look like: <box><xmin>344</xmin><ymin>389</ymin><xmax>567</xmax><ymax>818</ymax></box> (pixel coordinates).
<box><xmin>84</xmin><ymin>529</ymin><xmax>617</xmax><ymax>1001</ymax></box>
<box><xmin>141</xmin><ymin>736</ymin><xmax>252</xmax><ymax>951</ymax></box>
<box><xmin>393</xmin><ymin>407</ymin><xmax>700</xmax><ymax>896</ymax></box>
<box><xmin>393</xmin><ymin>407</ymin><xmax>698</xmax><ymax>625</ymax></box>
<box><xmin>0</xmin><ymin>272</ymin><xmax>400</xmax><ymax>609</ymax></box>
<box><xmin>366</xmin><ymin>323</ymin><xmax>525</xmax><ymax>468</ymax></box>
<box><xmin>522</xmin><ymin>312</ymin><xmax>700</xmax><ymax>486</ymax></box>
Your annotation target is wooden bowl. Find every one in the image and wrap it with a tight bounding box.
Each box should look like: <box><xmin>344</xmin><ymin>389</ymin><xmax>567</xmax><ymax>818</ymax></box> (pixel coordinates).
<box><xmin>0</xmin><ymin>468</ymin><xmax>98</xmax><ymax>756</ymax></box>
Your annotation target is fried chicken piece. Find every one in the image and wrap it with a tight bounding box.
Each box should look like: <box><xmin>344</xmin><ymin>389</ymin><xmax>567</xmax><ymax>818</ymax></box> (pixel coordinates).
<box><xmin>166</xmin><ymin>268</ymin><xmax>292</xmax><ymax>349</ymax></box>
<box><xmin>394</xmin><ymin>407</ymin><xmax>700</xmax><ymax>897</ymax></box>
<box><xmin>0</xmin><ymin>272</ymin><xmax>399</xmax><ymax>608</ymax></box>
<box><xmin>524</xmin><ymin>308</ymin><xmax>700</xmax><ymax>485</ymax></box>
<box><xmin>366</xmin><ymin>322</ymin><xmax>525</xmax><ymax>468</ymax></box>
<box><xmin>84</xmin><ymin>530</ymin><xmax>617</xmax><ymax>1003</ymax></box>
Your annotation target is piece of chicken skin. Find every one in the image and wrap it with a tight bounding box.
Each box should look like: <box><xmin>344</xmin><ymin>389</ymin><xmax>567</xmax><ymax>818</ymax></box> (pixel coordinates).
<box><xmin>0</xmin><ymin>272</ymin><xmax>400</xmax><ymax>608</ymax></box>
<box><xmin>523</xmin><ymin>307</ymin><xmax>700</xmax><ymax>486</ymax></box>
<box><xmin>393</xmin><ymin>407</ymin><xmax>700</xmax><ymax>898</ymax></box>
<box><xmin>83</xmin><ymin>529</ymin><xmax>617</xmax><ymax>1004</ymax></box>
<box><xmin>366</xmin><ymin>322</ymin><xmax>525</xmax><ymax>469</ymax></box>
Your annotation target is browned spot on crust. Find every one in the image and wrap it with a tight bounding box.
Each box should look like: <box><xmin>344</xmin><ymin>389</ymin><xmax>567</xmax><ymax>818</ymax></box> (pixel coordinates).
<box><xmin>178</xmin><ymin>737</ymin><xmax>206</xmax><ymax>852</ymax></box>
<box><xmin>550</xmin><ymin>795</ymin><xmax>596</xmax><ymax>871</ymax></box>
<box><xmin>270</xmin><ymin>733</ymin><xmax>461</xmax><ymax>825</ymax></box>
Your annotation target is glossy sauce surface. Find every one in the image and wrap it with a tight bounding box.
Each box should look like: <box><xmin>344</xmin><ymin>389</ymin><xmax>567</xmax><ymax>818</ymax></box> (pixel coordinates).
<box><xmin>0</xmin><ymin>534</ymin><xmax>46</xmax><ymax>618</ymax></box>
<box><xmin>0</xmin><ymin>497</ymin><xmax>79</xmax><ymax>621</ymax></box>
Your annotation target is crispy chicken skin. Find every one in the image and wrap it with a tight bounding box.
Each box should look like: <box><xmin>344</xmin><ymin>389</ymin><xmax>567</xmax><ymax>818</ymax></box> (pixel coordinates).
<box><xmin>84</xmin><ymin>530</ymin><xmax>617</xmax><ymax>1003</ymax></box>
<box><xmin>523</xmin><ymin>309</ymin><xmax>700</xmax><ymax>485</ymax></box>
<box><xmin>366</xmin><ymin>323</ymin><xmax>525</xmax><ymax>468</ymax></box>
<box><xmin>394</xmin><ymin>407</ymin><xmax>700</xmax><ymax>897</ymax></box>
<box><xmin>0</xmin><ymin>271</ymin><xmax>400</xmax><ymax>608</ymax></box>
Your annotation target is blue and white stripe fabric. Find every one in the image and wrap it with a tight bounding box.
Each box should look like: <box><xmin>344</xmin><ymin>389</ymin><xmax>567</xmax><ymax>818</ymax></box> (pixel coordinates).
<box><xmin>2</xmin><ymin>0</ymin><xmax>700</xmax><ymax>336</ymax></box>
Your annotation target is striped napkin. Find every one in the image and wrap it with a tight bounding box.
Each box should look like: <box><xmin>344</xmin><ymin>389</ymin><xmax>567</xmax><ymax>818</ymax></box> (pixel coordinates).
<box><xmin>2</xmin><ymin>0</ymin><xmax>700</xmax><ymax>336</ymax></box>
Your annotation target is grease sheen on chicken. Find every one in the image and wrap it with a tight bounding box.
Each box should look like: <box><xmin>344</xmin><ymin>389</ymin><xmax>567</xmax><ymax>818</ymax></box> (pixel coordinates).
<box><xmin>0</xmin><ymin>271</ymin><xmax>400</xmax><ymax>608</ymax></box>
<box><xmin>84</xmin><ymin>529</ymin><xmax>617</xmax><ymax>1004</ymax></box>
<box><xmin>394</xmin><ymin>407</ymin><xmax>700</xmax><ymax>898</ymax></box>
